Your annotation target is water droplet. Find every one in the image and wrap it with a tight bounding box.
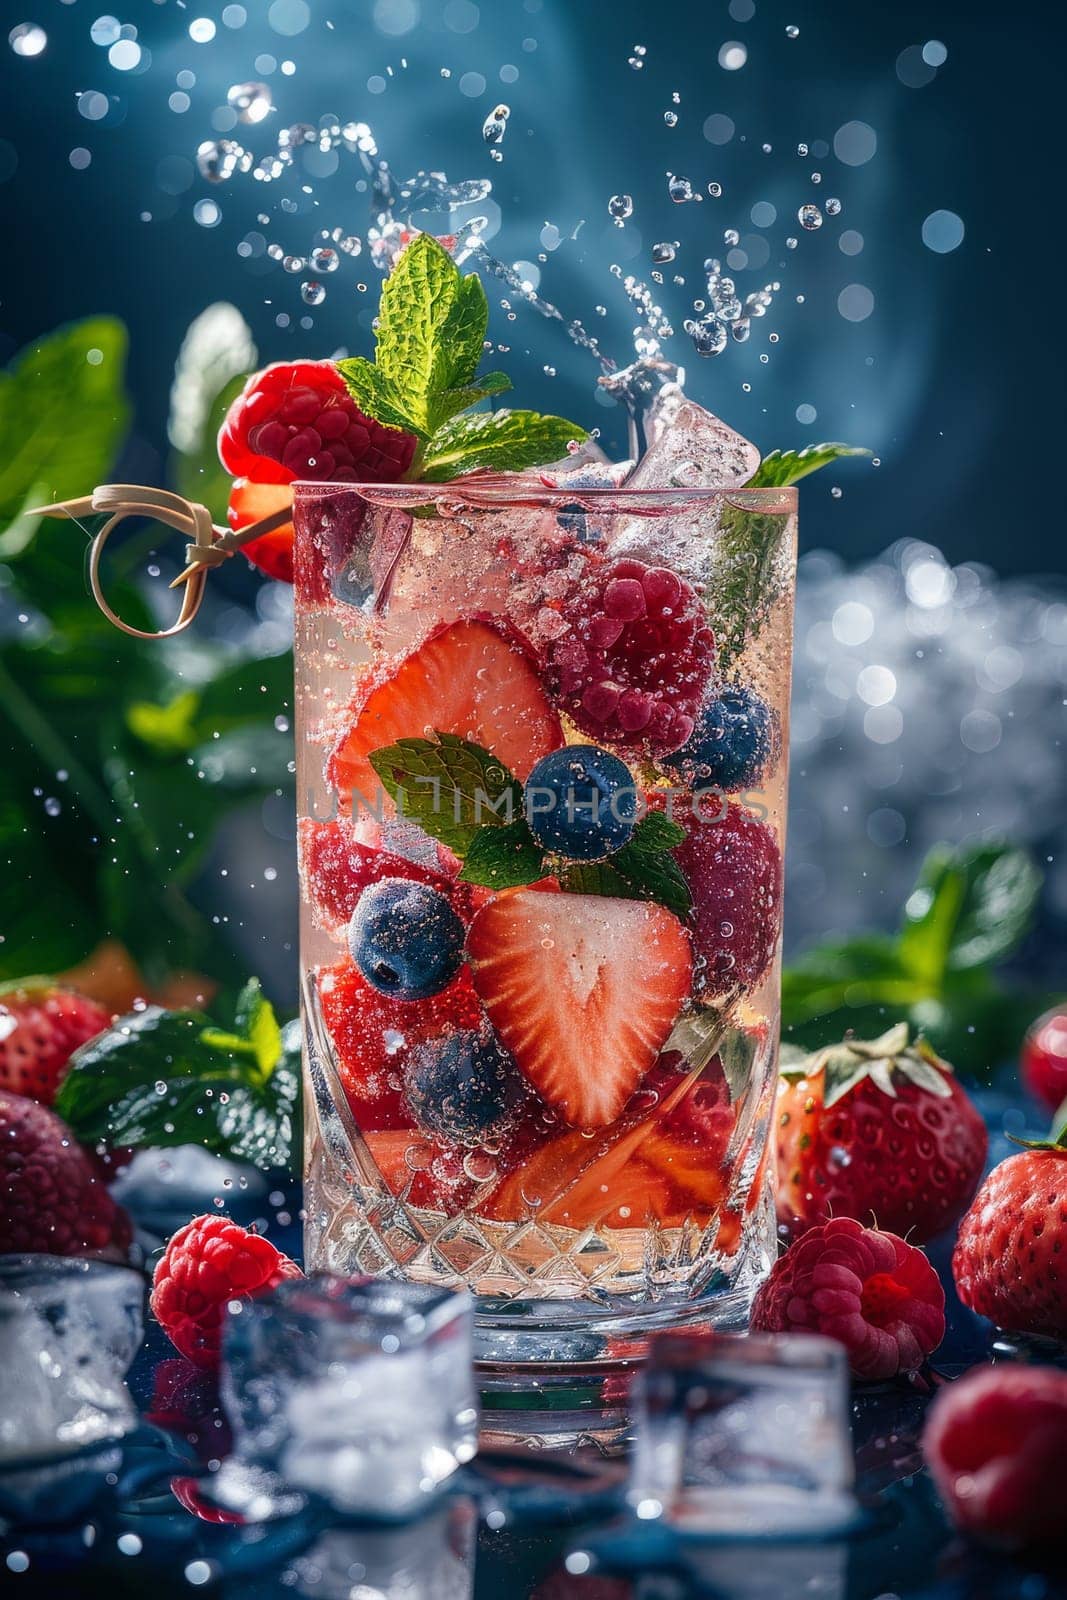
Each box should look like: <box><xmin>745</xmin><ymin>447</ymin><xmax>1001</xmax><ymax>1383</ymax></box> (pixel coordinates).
<box><xmin>227</xmin><ymin>80</ymin><xmax>272</xmax><ymax>123</ymax></box>
<box><xmin>825</xmin><ymin>197</ymin><xmax>842</xmax><ymax>216</ymax></box>
<box><xmin>723</xmin><ymin>228</ymin><xmax>740</xmax><ymax>247</ymax></box>
<box><xmin>798</xmin><ymin>203</ymin><xmax>823</xmax><ymax>230</ymax></box>
<box><xmin>310</xmin><ymin>245</ymin><xmax>338</xmax><ymax>272</ymax></box>
<box><xmin>301</xmin><ymin>279</ymin><xmax>325</xmax><ymax>305</ymax></box>
<box><xmin>663</xmin><ymin>110</ymin><xmax>678</xmax><ymax>127</ymax></box>
<box><xmin>786</xmin><ymin>23</ymin><xmax>800</xmax><ymax>38</ymax></box>
<box><xmin>627</xmin><ymin>43</ymin><xmax>647</xmax><ymax>69</ymax></box>
<box><xmin>196</xmin><ymin>139</ymin><xmax>240</xmax><ymax>182</ymax></box>
<box><xmin>786</xmin><ymin>236</ymin><xmax>798</xmax><ymax>249</ymax></box>
<box><xmin>797</xmin><ymin>142</ymin><xmax>809</xmax><ymax>157</ymax></box>
<box><xmin>651</xmin><ymin>240</ymin><xmax>676</xmax><ymax>264</ymax></box>
<box><xmin>9</xmin><ymin>22</ymin><xmax>47</xmax><ymax>56</ymax></box>
<box><xmin>608</xmin><ymin>193</ymin><xmax>633</xmax><ymax>224</ymax></box>
<box><xmin>830</xmin><ymin>486</ymin><xmax>843</xmax><ymax>498</ymax></box>
<box><xmin>482</xmin><ymin>103</ymin><xmax>510</xmax><ymax>146</ymax></box>
<box><xmin>668</xmin><ymin>174</ymin><xmax>700</xmax><ymax>203</ymax></box>
<box><xmin>43</xmin><ymin>796</ymin><xmax>61</xmax><ymax>817</ymax></box>
<box><xmin>707</xmin><ymin>181</ymin><xmax>723</xmax><ymax>198</ymax></box>
<box><xmin>282</xmin><ymin>253</ymin><xmax>305</xmax><ymax>272</ymax></box>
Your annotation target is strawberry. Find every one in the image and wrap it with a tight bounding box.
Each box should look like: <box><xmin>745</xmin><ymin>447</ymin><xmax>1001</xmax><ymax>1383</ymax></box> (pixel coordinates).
<box><xmin>467</xmin><ymin>889</ymin><xmax>691</xmax><ymax>1130</ymax></box>
<box><xmin>0</xmin><ymin>1090</ymin><xmax>132</xmax><ymax>1258</ymax></box>
<box><xmin>0</xmin><ymin>980</ymin><xmax>110</xmax><ymax>1104</ymax></box>
<box><xmin>775</xmin><ymin>1024</ymin><xmax>987</xmax><ymax>1243</ymax></box>
<box><xmin>299</xmin><ymin>817</ymin><xmax>478</xmax><ymax>937</ymax></box>
<box><xmin>1020</xmin><ymin>1006</ymin><xmax>1067</xmax><ymax>1115</ymax></box>
<box><xmin>327</xmin><ymin>617</ymin><xmax>565</xmax><ymax>814</ymax></box>
<box><xmin>952</xmin><ymin>1123</ymin><xmax>1067</xmax><ymax>1340</ymax></box>
<box><xmin>227</xmin><ymin>478</ymin><xmax>295</xmax><ymax>583</ymax></box>
<box><xmin>363</xmin><ymin>1128</ymin><xmax>478</xmax><ymax>1212</ymax></box>
<box><xmin>317</xmin><ymin>958</ymin><xmax>484</xmax><ymax>1132</ymax></box>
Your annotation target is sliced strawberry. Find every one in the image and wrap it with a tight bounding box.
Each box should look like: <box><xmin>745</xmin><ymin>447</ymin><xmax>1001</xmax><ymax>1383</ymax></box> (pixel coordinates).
<box><xmin>363</xmin><ymin>1129</ymin><xmax>477</xmax><ymax>1212</ymax></box>
<box><xmin>317</xmin><ymin>959</ymin><xmax>484</xmax><ymax>1132</ymax></box>
<box><xmin>228</xmin><ymin>479</ymin><xmax>294</xmax><ymax>583</ymax></box>
<box><xmin>327</xmin><ymin>618</ymin><xmax>565</xmax><ymax>814</ymax></box>
<box><xmin>467</xmin><ymin>890</ymin><xmax>691</xmax><ymax>1130</ymax></box>
<box><xmin>299</xmin><ymin>818</ymin><xmax>474</xmax><ymax>935</ymax></box>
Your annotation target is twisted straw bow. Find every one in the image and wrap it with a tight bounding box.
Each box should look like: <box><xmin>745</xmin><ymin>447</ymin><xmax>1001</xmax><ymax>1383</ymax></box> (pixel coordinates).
<box><xmin>29</xmin><ymin>484</ymin><xmax>291</xmax><ymax>640</ymax></box>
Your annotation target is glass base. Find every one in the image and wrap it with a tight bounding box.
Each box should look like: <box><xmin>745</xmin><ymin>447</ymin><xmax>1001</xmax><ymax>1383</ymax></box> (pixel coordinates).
<box><xmin>473</xmin><ymin>1225</ymin><xmax>770</xmax><ymax>1449</ymax></box>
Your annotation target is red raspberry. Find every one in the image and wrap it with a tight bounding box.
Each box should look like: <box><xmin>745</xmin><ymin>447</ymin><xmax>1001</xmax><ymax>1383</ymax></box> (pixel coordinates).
<box><xmin>146</xmin><ymin>1356</ymin><xmax>231</xmax><ymax>1462</ymax></box>
<box><xmin>219</xmin><ymin>360</ymin><xmax>417</xmax><ymax>486</ymax></box>
<box><xmin>750</xmin><ymin>1216</ymin><xmax>946</xmax><ymax>1381</ymax></box>
<box><xmin>150</xmin><ymin>1214</ymin><xmax>301</xmax><ymax>1370</ymax></box>
<box><xmin>672</xmin><ymin>799</ymin><xmax>782</xmax><ymax>997</ymax></box>
<box><xmin>0</xmin><ymin>981</ymin><xmax>110</xmax><ymax>1104</ymax></box>
<box><xmin>0</xmin><ymin>1089</ymin><xmax>131</xmax><ymax>1257</ymax></box>
<box><xmin>923</xmin><ymin>1364</ymin><xmax>1067</xmax><ymax>1549</ymax></box>
<box><xmin>545</xmin><ymin>558</ymin><xmax>715</xmax><ymax>756</ymax></box>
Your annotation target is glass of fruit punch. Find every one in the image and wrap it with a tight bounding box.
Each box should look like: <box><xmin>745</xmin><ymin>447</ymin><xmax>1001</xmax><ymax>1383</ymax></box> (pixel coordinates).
<box><xmin>244</xmin><ymin>235</ymin><xmax>799</xmax><ymax>1429</ymax></box>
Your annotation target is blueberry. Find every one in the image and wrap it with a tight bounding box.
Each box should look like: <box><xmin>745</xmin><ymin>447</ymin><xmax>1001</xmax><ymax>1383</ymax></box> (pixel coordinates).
<box><xmin>405</xmin><ymin>1027</ymin><xmax>526</xmax><ymax>1146</ymax></box>
<box><xmin>524</xmin><ymin>745</ymin><xmax>638</xmax><ymax>861</ymax></box>
<box><xmin>662</xmin><ymin>684</ymin><xmax>778</xmax><ymax>791</ymax></box>
<box><xmin>348</xmin><ymin>878</ymin><xmax>465</xmax><ymax>1000</ymax></box>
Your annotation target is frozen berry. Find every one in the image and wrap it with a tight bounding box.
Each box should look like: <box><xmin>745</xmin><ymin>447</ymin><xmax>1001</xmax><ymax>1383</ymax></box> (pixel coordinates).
<box><xmin>751</xmin><ymin>1216</ymin><xmax>945</xmax><ymax>1381</ymax></box>
<box><xmin>219</xmin><ymin>360</ymin><xmax>417</xmax><ymax>486</ymax></box>
<box><xmin>1020</xmin><ymin>1006</ymin><xmax>1067</xmax><ymax>1114</ymax></box>
<box><xmin>151</xmin><ymin>1214</ymin><xmax>301</xmax><ymax>1370</ymax></box>
<box><xmin>923</xmin><ymin>1364</ymin><xmax>1067</xmax><ymax>1549</ymax></box>
<box><xmin>348</xmin><ymin>878</ymin><xmax>466</xmax><ymax>1001</ymax></box>
<box><xmin>662</xmin><ymin>683</ymin><xmax>779</xmax><ymax>791</ymax></box>
<box><xmin>673</xmin><ymin>800</ymin><xmax>782</xmax><ymax>997</ymax></box>
<box><xmin>525</xmin><ymin>745</ymin><xmax>638</xmax><ymax>861</ymax></box>
<box><xmin>546</xmin><ymin>558</ymin><xmax>715</xmax><ymax>756</ymax></box>
<box><xmin>0</xmin><ymin>1090</ymin><xmax>132</xmax><ymax>1258</ymax></box>
<box><xmin>405</xmin><ymin>1026</ymin><xmax>527</xmax><ymax>1146</ymax></box>
<box><xmin>0</xmin><ymin>980</ymin><xmax>110</xmax><ymax>1104</ymax></box>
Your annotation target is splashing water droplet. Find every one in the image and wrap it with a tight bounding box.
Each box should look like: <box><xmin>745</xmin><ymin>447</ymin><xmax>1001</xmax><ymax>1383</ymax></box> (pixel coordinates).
<box><xmin>786</xmin><ymin>23</ymin><xmax>800</xmax><ymax>38</ymax></box>
<box><xmin>301</xmin><ymin>280</ymin><xmax>325</xmax><ymax>305</ymax></box>
<box><xmin>825</xmin><ymin>197</ymin><xmax>842</xmax><ymax>217</ymax></box>
<box><xmin>196</xmin><ymin>139</ymin><xmax>241</xmax><ymax>182</ymax></box>
<box><xmin>482</xmin><ymin>103</ymin><xmax>510</xmax><ymax>147</ymax></box>
<box><xmin>627</xmin><ymin>43</ymin><xmax>647</xmax><ymax>69</ymax></box>
<box><xmin>651</xmin><ymin>240</ymin><xmax>677</xmax><ymax>264</ymax></box>
<box><xmin>707</xmin><ymin>181</ymin><xmax>723</xmax><ymax>198</ymax></box>
<box><xmin>798</xmin><ymin>203</ymin><xmax>823</xmax><ymax>230</ymax></box>
<box><xmin>608</xmin><ymin>193</ymin><xmax>633</xmax><ymax>224</ymax></box>
<box><xmin>663</xmin><ymin>110</ymin><xmax>678</xmax><ymax>127</ymax></box>
<box><xmin>310</xmin><ymin>245</ymin><xmax>339</xmax><ymax>272</ymax></box>
<box><xmin>668</xmin><ymin>174</ymin><xmax>700</xmax><ymax>203</ymax></box>
<box><xmin>227</xmin><ymin>81</ymin><xmax>272</xmax><ymax>123</ymax></box>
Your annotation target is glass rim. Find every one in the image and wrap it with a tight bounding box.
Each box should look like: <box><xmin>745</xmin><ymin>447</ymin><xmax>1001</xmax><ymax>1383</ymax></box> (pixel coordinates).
<box><xmin>290</xmin><ymin>479</ymin><xmax>798</xmax><ymax>513</ymax></box>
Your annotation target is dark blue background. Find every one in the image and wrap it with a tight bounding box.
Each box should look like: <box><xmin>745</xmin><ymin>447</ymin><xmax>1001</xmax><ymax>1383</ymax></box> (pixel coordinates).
<box><xmin>1</xmin><ymin>0</ymin><xmax>1061</xmax><ymax>576</ymax></box>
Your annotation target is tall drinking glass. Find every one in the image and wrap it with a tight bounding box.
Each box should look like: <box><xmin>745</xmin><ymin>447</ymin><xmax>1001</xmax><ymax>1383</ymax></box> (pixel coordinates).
<box><xmin>295</xmin><ymin>479</ymin><xmax>796</xmax><ymax>1435</ymax></box>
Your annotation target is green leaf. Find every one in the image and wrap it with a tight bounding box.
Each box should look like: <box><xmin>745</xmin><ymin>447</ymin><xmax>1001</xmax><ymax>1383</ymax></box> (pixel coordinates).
<box><xmin>368</xmin><ymin>732</ymin><xmax>522</xmax><ymax>857</ymax></box>
<box><xmin>56</xmin><ymin>996</ymin><xmax>299</xmax><ymax>1171</ymax></box>
<box><xmin>628</xmin><ymin>811</ymin><xmax>687</xmax><ymax>854</ymax></box>
<box><xmin>425</xmin><ymin>372</ymin><xmax>513</xmax><ymax>430</ymax></box>
<box><xmin>749</xmin><ymin>443</ymin><xmax>871</xmax><ymax>487</ymax></box>
<box><xmin>419</xmin><ymin>408</ymin><xmax>589</xmax><ymax>481</ymax></box>
<box><xmin>167</xmin><ymin>302</ymin><xmax>256</xmax><ymax>523</ymax></box>
<box><xmin>559</xmin><ymin>835</ymin><xmax>692</xmax><ymax>919</ymax></box>
<box><xmin>126</xmin><ymin>691</ymin><xmax>200</xmax><ymax>755</ymax></box>
<box><xmin>898</xmin><ymin>841</ymin><xmax>1042</xmax><ymax>980</ymax></box>
<box><xmin>0</xmin><ymin>317</ymin><xmax>130</xmax><ymax>539</ymax></box>
<box><xmin>373</xmin><ymin>234</ymin><xmax>490</xmax><ymax>436</ymax></box>
<box><xmin>719</xmin><ymin>1026</ymin><xmax>758</xmax><ymax>1104</ymax></box>
<box><xmin>459</xmin><ymin>819</ymin><xmax>545</xmax><ymax>888</ymax></box>
<box><xmin>336</xmin><ymin>356</ymin><xmax>428</xmax><ymax>439</ymax></box>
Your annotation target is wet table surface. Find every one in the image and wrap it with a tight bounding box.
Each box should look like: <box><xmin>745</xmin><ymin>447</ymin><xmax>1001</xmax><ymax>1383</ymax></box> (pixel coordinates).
<box><xmin>2</xmin><ymin>1094</ymin><xmax>1066</xmax><ymax>1600</ymax></box>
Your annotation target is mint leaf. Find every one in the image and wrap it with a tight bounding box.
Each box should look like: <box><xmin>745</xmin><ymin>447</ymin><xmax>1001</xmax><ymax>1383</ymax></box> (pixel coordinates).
<box><xmin>628</xmin><ymin>811</ymin><xmax>687</xmax><ymax>854</ymax></box>
<box><xmin>374</xmin><ymin>234</ymin><xmax>491</xmax><ymax>436</ymax></box>
<box><xmin>559</xmin><ymin>833</ymin><xmax>692</xmax><ymax>919</ymax></box>
<box><xmin>368</xmin><ymin>732</ymin><xmax>522</xmax><ymax>857</ymax></box>
<box><xmin>56</xmin><ymin>989</ymin><xmax>299</xmax><ymax>1170</ymax></box>
<box><xmin>427</xmin><ymin>372</ymin><xmax>513</xmax><ymax>430</ymax></box>
<box><xmin>460</xmin><ymin>819</ymin><xmax>545</xmax><ymax>888</ymax></box>
<box><xmin>719</xmin><ymin>1026</ymin><xmax>758</xmax><ymax>1103</ymax></box>
<box><xmin>419</xmin><ymin>408</ymin><xmax>588</xmax><ymax>481</ymax></box>
<box><xmin>336</xmin><ymin>355</ymin><xmax>427</xmax><ymax>438</ymax></box>
<box><xmin>749</xmin><ymin>443</ymin><xmax>871</xmax><ymax>487</ymax></box>
<box><xmin>898</xmin><ymin>841</ymin><xmax>1041</xmax><ymax>980</ymax></box>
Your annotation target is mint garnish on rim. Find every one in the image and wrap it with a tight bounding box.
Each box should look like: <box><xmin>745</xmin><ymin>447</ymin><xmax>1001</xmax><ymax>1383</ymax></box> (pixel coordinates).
<box><xmin>336</xmin><ymin>233</ymin><xmax>587</xmax><ymax>480</ymax></box>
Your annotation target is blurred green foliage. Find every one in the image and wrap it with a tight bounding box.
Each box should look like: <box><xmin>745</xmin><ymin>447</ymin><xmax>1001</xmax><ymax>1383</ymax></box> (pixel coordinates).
<box><xmin>0</xmin><ymin>313</ymin><xmax>293</xmax><ymax>995</ymax></box>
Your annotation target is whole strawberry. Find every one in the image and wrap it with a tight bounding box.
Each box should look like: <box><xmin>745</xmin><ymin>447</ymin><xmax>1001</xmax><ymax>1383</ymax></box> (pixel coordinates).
<box><xmin>151</xmin><ymin>1214</ymin><xmax>302</xmax><ymax>1370</ymax></box>
<box><xmin>0</xmin><ymin>1089</ymin><xmax>131</xmax><ymax>1257</ymax></box>
<box><xmin>924</xmin><ymin>1364</ymin><xmax>1067</xmax><ymax>1548</ymax></box>
<box><xmin>751</xmin><ymin>1216</ymin><xmax>945</xmax><ymax>1381</ymax></box>
<box><xmin>1020</xmin><ymin>1006</ymin><xmax>1067</xmax><ymax>1115</ymax></box>
<box><xmin>0</xmin><ymin>979</ymin><xmax>110</xmax><ymax>1105</ymax></box>
<box><xmin>952</xmin><ymin>1125</ymin><xmax>1067</xmax><ymax>1340</ymax></box>
<box><xmin>775</xmin><ymin>1024</ymin><xmax>987</xmax><ymax>1243</ymax></box>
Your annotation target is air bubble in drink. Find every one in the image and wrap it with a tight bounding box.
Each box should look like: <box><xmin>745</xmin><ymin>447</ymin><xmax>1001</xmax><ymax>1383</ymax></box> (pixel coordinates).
<box><xmin>798</xmin><ymin>203</ymin><xmax>823</xmax><ymax>230</ymax></box>
<box><xmin>227</xmin><ymin>81</ymin><xmax>273</xmax><ymax>124</ymax></box>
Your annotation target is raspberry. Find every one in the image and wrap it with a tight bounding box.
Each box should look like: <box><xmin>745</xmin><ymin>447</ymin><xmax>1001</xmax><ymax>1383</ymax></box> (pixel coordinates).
<box><xmin>923</xmin><ymin>1364</ymin><xmax>1067</xmax><ymax>1549</ymax></box>
<box><xmin>672</xmin><ymin>800</ymin><xmax>782</xmax><ymax>997</ymax></box>
<box><xmin>545</xmin><ymin>558</ymin><xmax>715</xmax><ymax>756</ymax></box>
<box><xmin>0</xmin><ymin>1089</ymin><xmax>131</xmax><ymax>1257</ymax></box>
<box><xmin>219</xmin><ymin>360</ymin><xmax>417</xmax><ymax>486</ymax></box>
<box><xmin>150</xmin><ymin>1214</ymin><xmax>301</xmax><ymax>1370</ymax></box>
<box><xmin>750</xmin><ymin>1216</ymin><xmax>945</xmax><ymax>1381</ymax></box>
<box><xmin>0</xmin><ymin>981</ymin><xmax>110</xmax><ymax>1104</ymax></box>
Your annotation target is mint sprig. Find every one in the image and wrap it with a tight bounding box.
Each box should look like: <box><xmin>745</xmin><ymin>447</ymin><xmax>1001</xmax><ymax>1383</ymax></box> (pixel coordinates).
<box><xmin>749</xmin><ymin>442</ymin><xmax>872</xmax><ymax>487</ymax></box>
<box><xmin>369</xmin><ymin>732</ymin><xmax>691</xmax><ymax>914</ymax></box>
<box><xmin>336</xmin><ymin>233</ymin><xmax>587</xmax><ymax>478</ymax></box>
<box><xmin>54</xmin><ymin>977</ymin><xmax>300</xmax><ymax>1171</ymax></box>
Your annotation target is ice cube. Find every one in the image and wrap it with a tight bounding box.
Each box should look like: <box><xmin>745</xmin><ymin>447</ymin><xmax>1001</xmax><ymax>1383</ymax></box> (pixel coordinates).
<box><xmin>221</xmin><ymin>1275</ymin><xmax>477</xmax><ymax>1519</ymax></box>
<box><xmin>291</xmin><ymin>1502</ymin><xmax>476</xmax><ymax>1600</ymax></box>
<box><xmin>629</xmin><ymin>1331</ymin><xmax>857</xmax><ymax>1536</ymax></box>
<box><xmin>0</xmin><ymin>1256</ymin><xmax>144</xmax><ymax>1464</ymax></box>
<box><xmin>110</xmin><ymin>1145</ymin><xmax>268</xmax><ymax>1234</ymax></box>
